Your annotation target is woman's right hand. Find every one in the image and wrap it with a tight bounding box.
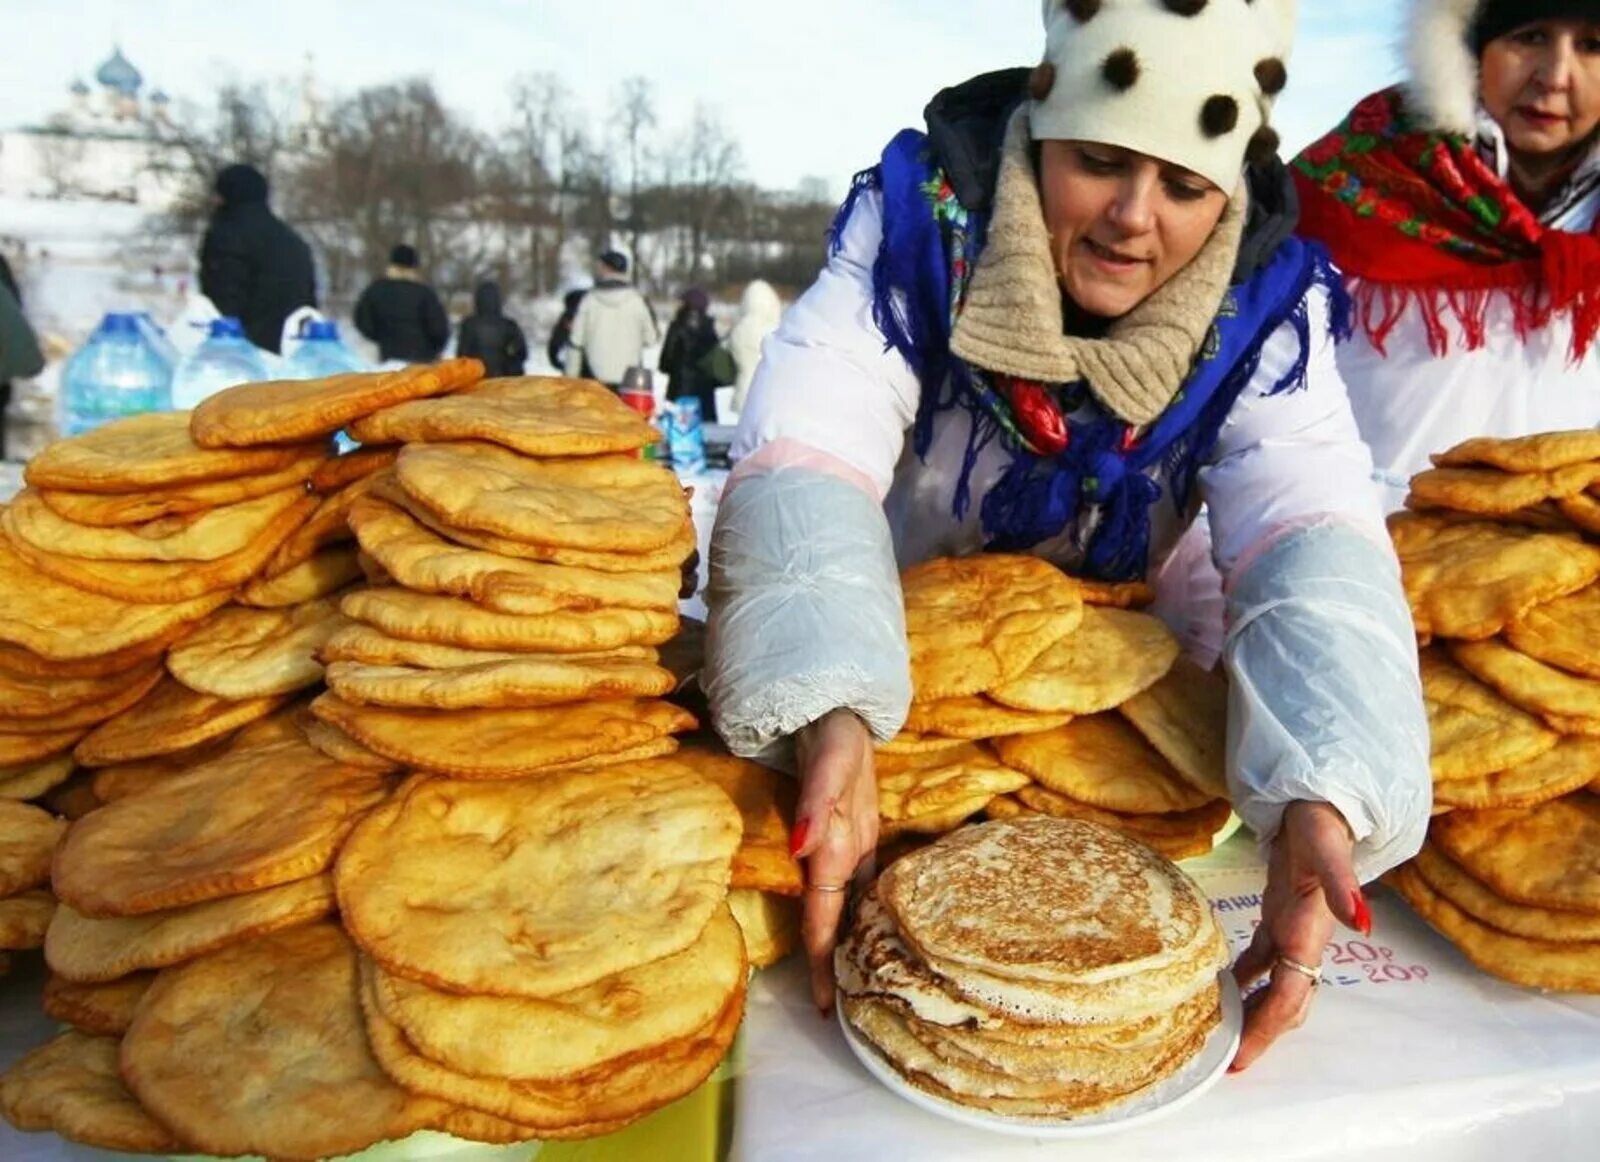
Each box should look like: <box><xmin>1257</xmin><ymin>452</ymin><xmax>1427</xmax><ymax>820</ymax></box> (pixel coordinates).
<box><xmin>792</xmin><ymin>708</ymin><xmax>879</xmax><ymax>1015</ymax></box>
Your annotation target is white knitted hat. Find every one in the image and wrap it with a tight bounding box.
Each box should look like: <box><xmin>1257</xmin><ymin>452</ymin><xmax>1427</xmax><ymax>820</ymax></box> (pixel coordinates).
<box><xmin>1029</xmin><ymin>0</ymin><xmax>1298</xmax><ymax>190</ymax></box>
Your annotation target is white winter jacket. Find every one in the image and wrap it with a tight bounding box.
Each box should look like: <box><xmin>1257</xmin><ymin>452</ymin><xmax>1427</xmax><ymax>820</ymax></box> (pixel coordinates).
<box><xmin>563</xmin><ymin>283</ymin><xmax>658</xmax><ymax>386</ymax></box>
<box><xmin>728</xmin><ymin>280</ymin><xmax>784</xmax><ymax>413</ymax></box>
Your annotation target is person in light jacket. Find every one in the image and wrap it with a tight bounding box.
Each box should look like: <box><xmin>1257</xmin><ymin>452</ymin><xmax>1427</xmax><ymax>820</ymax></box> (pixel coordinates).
<box><xmin>562</xmin><ymin>251</ymin><xmax>658</xmax><ymax>388</ymax></box>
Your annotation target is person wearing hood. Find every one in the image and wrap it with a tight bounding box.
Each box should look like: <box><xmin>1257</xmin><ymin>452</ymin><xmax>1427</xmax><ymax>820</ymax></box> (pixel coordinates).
<box><xmin>707</xmin><ymin>0</ymin><xmax>1430</xmax><ymax>1070</ymax></box>
<box><xmin>727</xmin><ymin>279</ymin><xmax>785</xmax><ymax>415</ymax></box>
<box><xmin>198</xmin><ymin>163</ymin><xmax>317</xmax><ymax>354</ymax></box>
<box><xmin>354</xmin><ymin>245</ymin><xmax>452</xmax><ymax>365</ymax></box>
<box><xmin>562</xmin><ymin>251</ymin><xmax>658</xmax><ymax>388</ymax></box>
<box><xmin>1294</xmin><ymin>0</ymin><xmax>1600</xmax><ymax>508</ymax></box>
<box><xmin>658</xmin><ymin>287</ymin><xmax>720</xmax><ymax>416</ymax></box>
<box><xmin>456</xmin><ymin>280</ymin><xmax>528</xmax><ymax>379</ymax></box>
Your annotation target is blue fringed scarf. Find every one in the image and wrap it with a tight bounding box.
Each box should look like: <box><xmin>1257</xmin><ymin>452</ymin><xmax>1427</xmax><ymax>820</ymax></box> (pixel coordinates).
<box><xmin>831</xmin><ymin>130</ymin><xmax>1352</xmax><ymax>582</ymax></box>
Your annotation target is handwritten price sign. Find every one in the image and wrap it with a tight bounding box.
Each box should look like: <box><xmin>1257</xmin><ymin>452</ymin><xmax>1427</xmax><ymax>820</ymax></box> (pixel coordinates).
<box><xmin>1209</xmin><ymin>890</ymin><xmax>1433</xmax><ymax>990</ymax></box>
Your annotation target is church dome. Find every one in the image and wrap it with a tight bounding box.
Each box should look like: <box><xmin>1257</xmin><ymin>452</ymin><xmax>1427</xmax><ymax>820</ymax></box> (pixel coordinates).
<box><xmin>95</xmin><ymin>47</ymin><xmax>143</xmax><ymax>95</ymax></box>
<box><xmin>150</xmin><ymin>89</ymin><xmax>170</xmax><ymax>105</ymax></box>
<box><xmin>70</xmin><ymin>78</ymin><xmax>90</xmax><ymax>97</ymax></box>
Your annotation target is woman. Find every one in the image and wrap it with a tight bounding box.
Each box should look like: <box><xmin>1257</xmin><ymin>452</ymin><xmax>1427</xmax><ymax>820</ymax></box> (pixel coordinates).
<box><xmin>1295</xmin><ymin>0</ymin><xmax>1600</xmax><ymax>508</ymax></box>
<box><xmin>706</xmin><ymin>0</ymin><xmax>1429</xmax><ymax>1072</ymax></box>
<box><xmin>456</xmin><ymin>280</ymin><xmax>529</xmax><ymax>379</ymax></box>
<box><xmin>727</xmin><ymin>279</ymin><xmax>785</xmax><ymax>416</ymax></box>
<box><xmin>658</xmin><ymin>287</ymin><xmax>720</xmax><ymax>418</ymax></box>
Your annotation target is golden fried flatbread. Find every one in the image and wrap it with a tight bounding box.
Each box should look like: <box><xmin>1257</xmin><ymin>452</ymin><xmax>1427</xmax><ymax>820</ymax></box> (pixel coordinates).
<box><xmin>983</xmin><ymin>794</ymin><xmax>1031</xmax><ymax>820</ymax></box>
<box><xmin>1389</xmin><ymin>863</ymin><xmax>1600</xmax><ymax>992</ymax></box>
<box><xmin>341</xmin><ymin>586</ymin><xmax>677</xmax><ymax>652</ymax></box>
<box><xmin>665</xmin><ymin>745</ymin><xmax>802</xmax><ymax>896</ymax></box>
<box><xmin>190</xmin><ymin>358</ymin><xmax>483</xmax><ymax>448</ymax></box>
<box><xmin>25</xmin><ymin>411</ymin><xmax>321</xmax><ymax>492</ymax></box>
<box><xmin>45</xmin><ymin>876</ymin><xmax>336</xmax><ymax>982</ymax></box>
<box><xmin>53</xmin><ymin>735</ymin><xmax>389</xmax><ymax>915</ymax></box>
<box><xmin>396</xmin><ymin>442</ymin><xmax>689</xmax><ymax>553</ymax></box>
<box><xmin>349</xmin><ymin>495</ymin><xmax>680</xmax><ymax>612</ymax></box>
<box><xmin>1452</xmin><ymin>637</ymin><xmax>1600</xmax><ymax>722</ymax></box>
<box><xmin>6</xmin><ymin>485</ymin><xmax>308</xmax><ymax>562</ymax></box>
<box><xmin>310</xmin><ymin>692</ymin><xmax>695</xmax><ymax>778</ymax></box>
<box><xmin>1410</xmin><ymin>843</ymin><xmax>1600</xmax><ymax>943</ymax></box>
<box><xmin>0</xmin><ymin>890</ymin><xmax>54</xmax><ymax>949</ymax></box>
<box><xmin>728</xmin><ymin>888</ymin><xmax>801</xmax><ymax>968</ymax></box>
<box><xmin>235</xmin><ymin>545</ymin><xmax>362</xmax><ymax>607</ymax></box>
<box><xmin>1506</xmin><ymin>583</ymin><xmax>1600</xmax><ymax>679</ymax></box>
<box><xmin>1118</xmin><ymin>658</ymin><xmax>1229</xmax><ymax>800</ymax></box>
<box><xmin>1557</xmin><ymin>492</ymin><xmax>1600</xmax><ymax>535</ymax></box>
<box><xmin>299</xmin><ymin>716</ymin><xmax>401</xmax><ymax>773</ymax></box>
<box><xmin>369</xmin><ymin>904</ymin><xmax>746</xmax><ymax>1081</ymax></box>
<box><xmin>0</xmin><ymin>1031</ymin><xmax>182</xmax><ymax>1154</ymax></box>
<box><xmin>324</xmin><ymin>655</ymin><xmax>676</xmax><ymax>710</ymax></box>
<box><xmin>0</xmin><ymin>666</ymin><xmax>161</xmax><ymax>737</ymax></box>
<box><xmin>337</xmin><ymin>765</ymin><xmax>740</xmax><ymax>997</ymax></box>
<box><xmin>0</xmin><ymin>755</ymin><xmax>76</xmax><ymax>801</ymax></box>
<box><xmin>0</xmin><ymin>728</ymin><xmax>82</xmax><ymax>769</ymax></box>
<box><xmin>259</xmin><ymin>477</ymin><xmax>372</xmax><ymax>579</ymax></box>
<box><xmin>358</xmin><ymin>954</ymin><xmax>743</xmax><ymax>1132</ymax></box>
<box><xmin>0</xmin><ymin>621</ymin><xmax>187</xmax><ymax>680</ymax></box>
<box><xmin>903</xmin><ymin>555</ymin><xmax>1084</xmax><ymax>701</ymax></box>
<box><xmin>88</xmin><ymin>739</ymin><xmax>235</xmax><ymax>803</ymax></box>
<box><xmin>875</xmin><ymin>733</ymin><xmax>973</xmax><ymax>757</ymax></box>
<box><xmin>1391</xmin><ymin>514</ymin><xmax>1600</xmax><ymax>640</ymax></box>
<box><xmin>6</xmin><ymin>492</ymin><xmax>318</xmax><ymax>604</ymax></box>
<box><xmin>0</xmin><ymin>659</ymin><xmax>162</xmax><ymax>722</ymax></box>
<box><xmin>310</xmin><ymin>446</ymin><xmax>398</xmax><ymax>493</ymax></box>
<box><xmin>989</xmin><ymin>606</ymin><xmax>1180</xmax><ymax>716</ymax></box>
<box><xmin>1551</xmin><ymin>713</ymin><xmax>1600</xmax><ymax>736</ymax></box>
<box><xmin>1433</xmin><ymin>735</ymin><xmax>1600</xmax><ymax>810</ymax></box>
<box><xmin>876</xmin><ymin>744</ymin><xmax>1031</xmax><ymax>833</ymax></box>
<box><xmin>123</xmin><ymin>923</ymin><xmax>440</xmax><ymax>1159</ymax></box>
<box><xmin>40</xmin><ymin>772</ymin><xmax>101</xmax><ymax>822</ymax></box>
<box><xmin>1407</xmin><ymin>462</ymin><xmax>1600</xmax><ymax>516</ymax></box>
<box><xmin>1071</xmin><ymin>578</ymin><xmax>1157</xmax><ymax>609</ymax></box>
<box><xmin>995</xmin><ymin>715</ymin><xmax>1214</xmax><ymax>814</ymax></box>
<box><xmin>319</xmin><ymin>620</ymin><xmax>632</xmax><ymax>669</ymax></box>
<box><xmin>1432</xmin><ymin>430</ymin><xmax>1600</xmax><ymax>473</ymax></box>
<box><xmin>166</xmin><ymin>599</ymin><xmax>345</xmax><ymax>700</ymax></box>
<box><xmin>73</xmin><ymin>676</ymin><xmax>287</xmax><ymax>767</ymax></box>
<box><xmin>0</xmin><ymin>533</ymin><xmax>229</xmax><ymax>660</ymax></box>
<box><xmin>0</xmin><ymin>801</ymin><xmax>68</xmax><ymax>896</ymax></box>
<box><xmin>41</xmin><ymin>973</ymin><xmax>154</xmax><ymax>1036</ymax></box>
<box><xmin>35</xmin><ymin>446</ymin><xmax>324</xmax><ymax>526</ymax></box>
<box><xmin>1429</xmin><ymin>794</ymin><xmax>1600</xmax><ymax>914</ymax></box>
<box><xmin>1420</xmin><ymin>646</ymin><xmax>1560</xmax><ymax>780</ymax></box>
<box><xmin>426</xmin><ymin>1105</ymin><xmax>626</xmax><ymax>1144</ymax></box>
<box><xmin>1013</xmin><ymin>783</ymin><xmax>1228</xmax><ymax>861</ymax></box>
<box><xmin>350</xmin><ymin>376</ymin><xmax>659</xmax><ymax>456</ymax></box>
<box><xmin>903</xmin><ymin>696</ymin><xmax>1072</xmax><ymax>740</ymax></box>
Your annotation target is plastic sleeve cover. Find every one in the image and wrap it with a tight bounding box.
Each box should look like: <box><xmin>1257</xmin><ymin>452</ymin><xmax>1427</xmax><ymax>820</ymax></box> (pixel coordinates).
<box><xmin>704</xmin><ymin>465</ymin><xmax>912</xmax><ymax>760</ymax></box>
<box><xmin>1222</xmin><ymin>520</ymin><xmax>1431</xmax><ymax>884</ymax></box>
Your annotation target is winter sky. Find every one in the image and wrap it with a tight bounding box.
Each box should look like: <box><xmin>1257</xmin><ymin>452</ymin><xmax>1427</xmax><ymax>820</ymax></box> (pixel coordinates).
<box><xmin>6</xmin><ymin>0</ymin><xmax>1406</xmax><ymax>198</ymax></box>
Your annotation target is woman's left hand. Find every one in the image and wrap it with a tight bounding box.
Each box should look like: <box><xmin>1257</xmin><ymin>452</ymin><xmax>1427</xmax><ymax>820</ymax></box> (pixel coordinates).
<box><xmin>1230</xmin><ymin>800</ymin><xmax>1372</xmax><ymax>1073</ymax></box>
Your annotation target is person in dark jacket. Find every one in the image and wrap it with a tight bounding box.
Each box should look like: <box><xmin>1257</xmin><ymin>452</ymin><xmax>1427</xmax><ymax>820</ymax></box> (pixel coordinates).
<box><xmin>353</xmin><ymin>245</ymin><xmax>451</xmax><ymax>364</ymax></box>
<box><xmin>546</xmin><ymin>288</ymin><xmax>586</xmax><ymax>373</ymax></box>
<box><xmin>198</xmin><ymin>164</ymin><xmax>317</xmax><ymax>354</ymax></box>
<box><xmin>455</xmin><ymin>281</ymin><xmax>528</xmax><ymax>379</ymax></box>
<box><xmin>658</xmin><ymin>287</ymin><xmax>720</xmax><ymax>418</ymax></box>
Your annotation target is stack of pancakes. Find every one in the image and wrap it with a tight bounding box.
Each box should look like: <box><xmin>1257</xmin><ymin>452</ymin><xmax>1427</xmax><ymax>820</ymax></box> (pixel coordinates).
<box><xmin>307</xmin><ymin>377</ymin><xmax>698</xmax><ymax>776</ymax></box>
<box><xmin>0</xmin><ymin>369</ymin><xmax>788</xmax><ymax>1154</ymax></box>
<box><xmin>878</xmin><ymin>554</ymin><xmax>1232</xmax><ymax>859</ymax></box>
<box><xmin>838</xmin><ymin>817</ymin><xmax>1229</xmax><ymax>1118</ymax></box>
<box><xmin>1387</xmin><ymin>431</ymin><xmax>1600</xmax><ymax>993</ymax></box>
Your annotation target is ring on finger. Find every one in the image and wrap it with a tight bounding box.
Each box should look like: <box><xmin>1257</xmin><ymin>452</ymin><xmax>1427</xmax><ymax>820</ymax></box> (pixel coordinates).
<box><xmin>1274</xmin><ymin>955</ymin><xmax>1323</xmax><ymax>985</ymax></box>
<box><xmin>807</xmin><ymin>882</ymin><xmax>849</xmax><ymax>894</ymax></box>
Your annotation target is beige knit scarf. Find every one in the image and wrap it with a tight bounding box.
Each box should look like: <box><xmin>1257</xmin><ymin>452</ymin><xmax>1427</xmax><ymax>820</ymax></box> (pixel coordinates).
<box><xmin>949</xmin><ymin>109</ymin><xmax>1246</xmax><ymax>426</ymax></box>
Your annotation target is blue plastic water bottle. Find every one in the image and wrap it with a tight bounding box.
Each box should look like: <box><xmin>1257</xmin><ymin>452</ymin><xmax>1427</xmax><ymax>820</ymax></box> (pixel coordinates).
<box><xmin>285</xmin><ymin>320</ymin><xmax>369</xmax><ymax>379</ymax></box>
<box><xmin>59</xmin><ymin>312</ymin><xmax>174</xmax><ymax>437</ymax></box>
<box><xmin>170</xmin><ymin>317</ymin><xmax>270</xmax><ymax>410</ymax></box>
<box><xmin>664</xmin><ymin>397</ymin><xmax>707</xmax><ymax>474</ymax></box>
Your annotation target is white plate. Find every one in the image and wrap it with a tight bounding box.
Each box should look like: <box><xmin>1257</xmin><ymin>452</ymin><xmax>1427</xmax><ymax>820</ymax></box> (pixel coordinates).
<box><xmin>837</xmin><ymin>971</ymin><xmax>1242</xmax><ymax>1139</ymax></box>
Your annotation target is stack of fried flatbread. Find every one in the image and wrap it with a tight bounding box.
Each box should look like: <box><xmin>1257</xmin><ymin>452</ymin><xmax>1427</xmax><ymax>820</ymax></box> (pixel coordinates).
<box><xmin>1388</xmin><ymin>430</ymin><xmax>1600</xmax><ymax>994</ymax></box>
<box><xmin>306</xmin><ymin>377</ymin><xmax>699</xmax><ymax>775</ymax></box>
<box><xmin>837</xmin><ymin>817</ymin><xmax>1229</xmax><ymax>1119</ymax></box>
<box><xmin>336</xmin><ymin>760</ymin><xmax>748</xmax><ymax>1139</ymax></box>
<box><xmin>876</xmin><ymin>555</ymin><xmax>1232</xmax><ymax>859</ymax></box>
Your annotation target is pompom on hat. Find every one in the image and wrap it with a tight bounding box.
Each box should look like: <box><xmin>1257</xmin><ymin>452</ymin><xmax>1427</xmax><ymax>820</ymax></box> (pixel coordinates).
<box><xmin>1407</xmin><ymin>0</ymin><xmax>1600</xmax><ymax>136</ymax></box>
<box><xmin>1028</xmin><ymin>0</ymin><xmax>1298</xmax><ymax>191</ymax></box>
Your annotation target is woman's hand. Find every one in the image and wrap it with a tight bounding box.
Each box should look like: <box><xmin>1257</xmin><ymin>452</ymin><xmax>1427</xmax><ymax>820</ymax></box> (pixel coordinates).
<box><xmin>1231</xmin><ymin>800</ymin><xmax>1372</xmax><ymax>1072</ymax></box>
<box><xmin>792</xmin><ymin>709</ymin><xmax>879</xmax><ymax>1014</ymax></box>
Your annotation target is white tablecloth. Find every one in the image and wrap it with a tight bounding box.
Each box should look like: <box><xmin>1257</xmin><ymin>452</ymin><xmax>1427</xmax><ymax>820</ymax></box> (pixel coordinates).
<box><xmin>733</xmin><ymin>838</ymin><xmax>1600</xmax><ymax>1161</ymax></box>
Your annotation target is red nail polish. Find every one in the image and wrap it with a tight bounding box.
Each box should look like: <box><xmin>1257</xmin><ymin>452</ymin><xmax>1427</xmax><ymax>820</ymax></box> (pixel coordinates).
<box><xmin>790</xmin><ymin>818</ymin><xmax>811</xmax><ymax>857</ymax></box>
<box><xmin>1352</xmin><ymin>889</ymin><xmax>1373</xmax><ymax>938</ymax></box>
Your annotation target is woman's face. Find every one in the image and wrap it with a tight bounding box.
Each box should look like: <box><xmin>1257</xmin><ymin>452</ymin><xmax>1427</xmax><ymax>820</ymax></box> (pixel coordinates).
<box><xmin>1481</xmin><ymin>20</ymin><xmax>1600</xmax><ymax>160</ymax></box>
<box><xmin>1038</xmin><ymin>140</ymin><xmax>1228</xmax><ymax>321</ymax></box>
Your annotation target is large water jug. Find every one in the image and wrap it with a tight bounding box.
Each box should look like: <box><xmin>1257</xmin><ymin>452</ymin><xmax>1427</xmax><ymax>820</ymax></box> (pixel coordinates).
<box><xmin>170</xmin><ymin>317</ymin><xmax>269</xmax><ymax>410</ymax></box>
<box><xmin>59</xmin><ymin>312</ymin><xmax>173</xmax><ymax>437</ymax></box>
<box><xmin>284</xmin><ymin>320</ymin><xmax>368</xmax><ymax>379</ymax></box>
<box><xmin>134</xmin><ymin>312</ymin><xmax>179</xmax><ymax>375</ymax></box>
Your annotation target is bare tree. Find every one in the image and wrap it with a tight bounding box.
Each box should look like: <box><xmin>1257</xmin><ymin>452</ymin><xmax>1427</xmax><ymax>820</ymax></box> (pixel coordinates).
<box><xmin>678</xmin><ymin>105</ymin><xmax>742</xmax><ymax>281</ymax></box>
<box><xmin>34</xmin><ymin>123</ymin><xmax>87</xmax><ymax>199</ymax></box>
<box><xmin>505</xmin><ymin>72</ymin><xmax>574</xmax><ymax>295</ymax></box>
<box><xmin>611</xmin><ymin>77</ymin><xmax>657</xmax><ymax>288</ymax></box>
<box><xmin>148</xmin><ymin>80</ymin><xmax>298</xmax><ymax>228</ymax></box>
